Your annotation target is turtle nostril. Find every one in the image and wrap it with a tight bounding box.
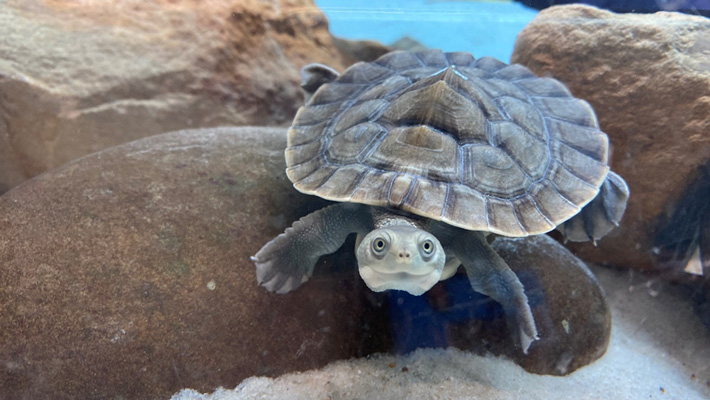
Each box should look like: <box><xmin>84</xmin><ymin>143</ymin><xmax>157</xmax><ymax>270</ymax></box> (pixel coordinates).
<box><xmin>399</xmin><ymin>252</ymin><xmax>410</xmax><ymax>258</ymax></box>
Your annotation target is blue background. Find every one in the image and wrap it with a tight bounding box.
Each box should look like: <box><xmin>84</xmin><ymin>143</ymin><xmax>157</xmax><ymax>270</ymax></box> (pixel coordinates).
<box><xmin>315</xmin><ymin>0</ymin><xmax>538</xmax><ymax>62</ymax></box>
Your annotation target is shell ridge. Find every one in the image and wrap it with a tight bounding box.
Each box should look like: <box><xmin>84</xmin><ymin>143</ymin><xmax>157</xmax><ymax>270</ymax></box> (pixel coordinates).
<box><xmin>286</xmin><ymin>153</ymin><xmax>321</xmax><ymax>170</ymax></box>
<box><xmin>412</xmin><ymin>51</ymin><xmax>429</xmax><ymax>68</ymax></box>
<box><xmin>527</xmin><ymin>93</ymin><xmax>575</xmax><ymax>99</ymax></box>
<box><xmin>509</xmin><ymin>199</ymin><xmax>528</xmax><ymax>235</ymax></box>
<box><xmin>528</xmin><ymin>195</ymin><xmax>555</xmax><ymax>227</ymax></box>
<box><xmin>491</xmin><ymin>143</ymin><xmax>536</xmax><ymax>183</ymax></box>
<box><xmin>373</xmin><ymin>61</ymin><xmax>398</xmax><ymax>72</ymax></box>
<box><xmin>509</xmin><ymin>77</ymin><xmax>536</xmax><ymax>83</ymax></box>
<box><xmin>492</xmin><ymin>97</ymin><xmax>512</xmax><ymax>120</ymax></box>
<box><xmin>346</xmin><ymin>167</ymin><xmax>371</xmax><ymax>200</ymax></box>
<box><xmin>400</xmin><ymin>175</ymin><xmax>418</xmax><ymax>205</ymax></box>
<box><xmin>511</xmin><ymin>79</ymin><xmax>555</xmax><ymax>202</ymax></box>
<box><xmin>474</xmin><ymin>57</ymin><xmax>506</xmax><ymax>73</ymax></box>
<box><xmin>556</xmin><ymin>141</ymin><xmax>609</xmax><ymax>177</ymax></box>
<box><xmin>307</xmin><ymin>88</ymin><xmax>370</xmax><ymax>107</ymax></box>
<box><xmin>287</xmin><ymin>137</ymin><xmax>322</xmax><ymax>149</ymax></box>
<box><xmin>547</xmin><ymin>179</ymin><xmax>583</xmax><ymax>210</ymax></box>
<box><xmin>321</xmin><ymin>84</ymin><xmax>389</xmax><ymax>165</ymax></box>
<box><xmin>441</xmin><ymin>183</ymin><xmax>452</xmax><ymax>219</ymax></box>
<box><xmin>552</xmin><ymin>133</ymin><xmax>608</xmax><ymax>163</ymax></box>
<box><xmin>382</xmin><ymin>77</ymin><xmax>414</xmax><ymax>102</ymax></box>
<box><xmin>543</xmin><ymin>114</ymin><xmax>598</xmax><ymax>129</ymax></box>
<box><xmin>319</xmin><ymin>99</ymin><xmax>358</xmax><ymax>155</ymax></box>
<box><xmin>483</xmin><ymin>196</ymin><xmax>492</xmax><ymax>231</ymax></box>
<box><xmin>550</xmin><ymin>159</ymin><xmax>607</xmax><ymax>210</ymax></box>
<box><xmin>295</xmin><ymin>162</ymin><xmax>338</xmax><ymax>189</ymax></box>
<box><xmin>385</xmin><ymin>172</ymin><xmax>398</xmax><ymax>207</ymax></box>
<box><xmin>358</xmin><ymin>124</ymin><xmax>389</xmax><ymax>162</ymax></box>
<box><xmin>293</xmin><ymin>103</ymin><xmax>345</xmax><ymax>128</ymax></box>
<box><xmin>456</xmin><ymin>143</ymin><xmax>465</xmax><ymax>183</ymax></box>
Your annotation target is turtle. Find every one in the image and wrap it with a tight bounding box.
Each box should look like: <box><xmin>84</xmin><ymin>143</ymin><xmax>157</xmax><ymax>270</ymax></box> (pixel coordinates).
<box><xmin>251</xmin><ymin>49</ymin><xmax>629</xmax><ymax>354</ymax></box>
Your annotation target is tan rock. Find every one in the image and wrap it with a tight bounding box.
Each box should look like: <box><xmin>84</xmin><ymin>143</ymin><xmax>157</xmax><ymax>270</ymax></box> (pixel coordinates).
<box><xmin>0</xmin><ymin>127</ymin><xmax>389</xmax><ymax>399</ymax></box>
<box><xmin>0</xmin><ymin>0</ymin><xmax>347</xmax><ymax>193</ymax></box>
<box><xmin>511</xmin><ymin>5</ymin><xmax>710</xmax><ymax>271</ymax></box>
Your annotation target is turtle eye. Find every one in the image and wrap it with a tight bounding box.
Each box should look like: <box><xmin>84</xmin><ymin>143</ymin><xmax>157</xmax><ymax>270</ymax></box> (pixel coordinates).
<box><xmin>421</xmin><ymin>239</ymin><xmax>435</xmax><ymax>255</ymax></box>
<box><xmin>372</xmin><ymin>237</ymin><xmax>388</xmax><ymax>254</ymax></box>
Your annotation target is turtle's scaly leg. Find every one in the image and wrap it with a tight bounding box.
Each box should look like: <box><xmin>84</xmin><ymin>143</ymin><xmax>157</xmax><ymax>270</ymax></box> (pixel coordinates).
<box><xmin>558</xmin><ymin>170</ymin><xmax>629</xmax><ymax>243</ymax></box>
<box><xmin>432</xmin><ymin>225</ymin><xmax>539</xmax><ymax>354</ymax></box>
<box><xmin>252</xmin><ymin>203</ymin><xmax>373</xmax><ymax>294</ymax></box>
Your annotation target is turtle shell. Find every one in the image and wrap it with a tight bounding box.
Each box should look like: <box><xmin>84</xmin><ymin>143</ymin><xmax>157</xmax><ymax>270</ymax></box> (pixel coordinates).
<box><xmin>285</xmin><ymin>49</ymin><xmax>610</xmax><ymax>237</ymax></box>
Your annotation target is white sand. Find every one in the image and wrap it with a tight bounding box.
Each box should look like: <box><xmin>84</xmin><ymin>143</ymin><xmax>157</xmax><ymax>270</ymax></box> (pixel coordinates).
<box><xmin>173</xmin><ymin>266</ymin><xmax>710</xmax><ymax>400</ymax></box>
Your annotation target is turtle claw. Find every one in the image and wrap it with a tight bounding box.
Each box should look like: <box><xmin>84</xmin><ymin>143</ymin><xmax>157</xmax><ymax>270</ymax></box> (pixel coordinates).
<box><xmin>251</xmin><ymin>239</ymin><xmax>312</xmax><ymax>294</ymax></box>
<box><xmin>251</xmin><ymin>204</ymin><xmax>373</xmax><ymax>295</ymax></box>
<box><xmin>261</xmin><ymin>272</ymin><xmax>302</xmax><ymax>294</ymax></box>
<box><xmin>434</xmin><ymin>227</ymin><xmax>539</xmax><ymax>354</ymax></box>
<box><xmin>558</xmin><ymin>170</ymin><xmax>629</xmax><ymax>243</ymax></box>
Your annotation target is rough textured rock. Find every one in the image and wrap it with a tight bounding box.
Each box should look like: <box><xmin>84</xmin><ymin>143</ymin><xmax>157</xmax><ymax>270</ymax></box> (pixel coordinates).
<box><xmin>0</xmin><ymin>127</ymin><xmax>390</xmax><ymax>400</ymax></box>
<box><xmin>388</xmin><ymin>235</ymin><xmax>610</xmax><ymax>376</ymax></box>
<box><xmin>489</xmin><ymin>235</ymin><xmax>610</xmax><ymax>375</ymax></box>
<box><xmin>0</xmin><ymin>0</ymin><xmax>347</xmax><ymax>193</ymax></box>
<box><xmin>0</xmin><ymin>124</ymin><xmax>614</xmax><ymax>398</ymax></box>
<box><xmin>511</xmin><ymin>5</ymin><xmax>710</xmax><ymax>272</ymax></box>
<box><xmin>173</xmin><ymin>263</ymin><xmax>710</xmax><ymax>400</ymax></box>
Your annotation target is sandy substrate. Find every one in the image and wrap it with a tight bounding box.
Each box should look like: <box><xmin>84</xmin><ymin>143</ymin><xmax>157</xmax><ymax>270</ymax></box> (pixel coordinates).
<box><xmin>172</xmin><ymin>265</ymin><xmax>710</xmax><ymax>400</ymax></box>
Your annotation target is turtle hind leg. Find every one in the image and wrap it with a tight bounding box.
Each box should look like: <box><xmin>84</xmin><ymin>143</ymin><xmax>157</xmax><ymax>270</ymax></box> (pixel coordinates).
<box><xmin>252</xmin><ymin>203</ymin><xmax>373</xmax><ymax>294</ymax></box>
<box><xmin>559</xmin><ymin>170</ymin><xmax>630</xmax><ymax>243</ymax></box>
<box><xmin>437</xmin><ymin>227</ymin><xmax>539</xmax><ymax>354</ymax></box>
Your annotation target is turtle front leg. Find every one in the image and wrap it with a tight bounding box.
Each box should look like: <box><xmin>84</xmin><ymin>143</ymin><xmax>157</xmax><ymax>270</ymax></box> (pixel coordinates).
<box><xmin>252</xmin><ymin>203</ymin><xmax>373</xmax><ymax>294</ymax></box>
<box><xmin>433</xmin><ymin>225</ymin><xmax>539</xmax><ymax>354</ymax></box>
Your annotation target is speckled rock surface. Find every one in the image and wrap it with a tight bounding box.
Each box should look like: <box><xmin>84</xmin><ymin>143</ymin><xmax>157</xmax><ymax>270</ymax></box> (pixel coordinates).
<box><xmin>0</xmin><ymin>0</ymin><xmax>347</xmax><ymax>193</ymax></box>
<box><xmin>388</xmin><ymin>235</ymin><xmax>610</xmax><ymax>376</ymax></box>
<box><xmin>171</xmin><ymin>265</ymin><xmax>710</xmax><ymax>400</ymax></box>
<box><xmin>0</xmin><ymin>124</ymin><xmax>618</xmax><ymax>398</ymax></box>
<box><xmin>0</xmin><ymin>127</ymin><xmax>390</xmax><ymax>400</ymax></box>
<box><xmin>490</xmin><ymin>235</ymin><xmax>610</xmax><ymax>374</ymax></box>
<box><xmin>511</xmin><ymin>5</ymin><xmax>710</xmax><ymax>271</ymax></box>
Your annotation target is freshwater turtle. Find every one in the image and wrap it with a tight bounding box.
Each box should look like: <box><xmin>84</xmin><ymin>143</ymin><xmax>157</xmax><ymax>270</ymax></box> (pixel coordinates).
<box><xmin>252</xmin><ymin>49</ymin><xmax>629</xmax><ymax>353</ymax></box>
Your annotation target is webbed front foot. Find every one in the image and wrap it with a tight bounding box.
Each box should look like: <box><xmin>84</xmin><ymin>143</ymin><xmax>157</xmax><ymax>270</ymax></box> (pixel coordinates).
<box><xmin>252</xmin><ymin>203</ymin><xmax>373</xmax><ymax>294</ymax></box>
<box><xmin>251</xmin><ymin>227</ymin><xmax>314</xmax><ymax>294</ymax></box>
<box><xmin>433</xmin><ymin>225</ymin><xmax>539</xmax><ymax>353</ymax></box>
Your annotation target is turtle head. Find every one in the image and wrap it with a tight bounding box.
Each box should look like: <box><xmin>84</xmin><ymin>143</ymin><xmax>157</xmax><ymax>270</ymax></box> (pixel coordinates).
<box><xmin>356</xmin><ymin>226</ymin><xmax>446</xmax><ymax>296</ymax></box>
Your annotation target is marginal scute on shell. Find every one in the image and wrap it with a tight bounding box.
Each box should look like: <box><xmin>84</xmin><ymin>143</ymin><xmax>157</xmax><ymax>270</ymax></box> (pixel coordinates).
<box><xmin>286</xmin><ymin>49</ymin><xmax>611</xmax><ymax>237</ymax></box>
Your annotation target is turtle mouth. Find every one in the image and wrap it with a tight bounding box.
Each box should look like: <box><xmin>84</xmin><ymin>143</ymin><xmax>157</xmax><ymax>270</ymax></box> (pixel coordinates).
<box><xmin>358</xmin><ymin>266</ymin><xmax>442</xmax><ymax>296</ymax></box>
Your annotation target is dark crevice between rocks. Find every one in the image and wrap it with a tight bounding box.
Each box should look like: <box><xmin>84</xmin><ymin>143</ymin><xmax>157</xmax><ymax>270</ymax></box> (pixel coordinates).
<box><xmin>652</xmin><ymin>161</ymin><xmax>710</xmax><ymax>330</ymax></box>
